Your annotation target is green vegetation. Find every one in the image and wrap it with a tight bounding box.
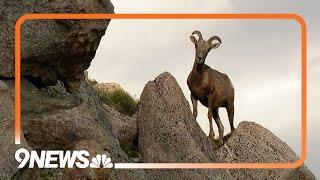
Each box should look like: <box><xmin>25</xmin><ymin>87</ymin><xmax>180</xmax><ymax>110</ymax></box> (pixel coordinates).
<box><xmin>97</xmin><ymin>89</ymin><xmax>138</xmax><ymax>117</ymax></box>
<box><xmin>88</xmin><ymin>78</ymin><xmax>98</xmax><ymax>87</ymax></box>
<box><xmin>87</xmin><ymin>78</ymin><xmax>138</xmax><ymax>117</ymax></box>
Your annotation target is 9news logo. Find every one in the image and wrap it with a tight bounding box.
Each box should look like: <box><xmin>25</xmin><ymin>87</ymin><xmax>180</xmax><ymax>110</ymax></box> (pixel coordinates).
<box><xmin>15</xmin><ymin>148</ymin><xmax>113</xmax><ymax>169</ymax></box>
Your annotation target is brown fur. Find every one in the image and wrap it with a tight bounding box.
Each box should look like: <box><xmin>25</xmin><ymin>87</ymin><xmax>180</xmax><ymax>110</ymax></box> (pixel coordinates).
<box><xmin>187</xmin><ymin>30</ymin><xmax>235</xmax><ymax>144</ymax></box>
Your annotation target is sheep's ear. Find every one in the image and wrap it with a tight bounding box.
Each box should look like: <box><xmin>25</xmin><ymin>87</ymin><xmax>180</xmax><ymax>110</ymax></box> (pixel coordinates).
<box><xmin>210</xmin><ymin>42</ymin><xmax>220</xmax><ymax>49</ymax></box>
<box><xmin>190</xmin><ymin>36</ymin><xmax>197</xmax><ymax>44</ymax></box>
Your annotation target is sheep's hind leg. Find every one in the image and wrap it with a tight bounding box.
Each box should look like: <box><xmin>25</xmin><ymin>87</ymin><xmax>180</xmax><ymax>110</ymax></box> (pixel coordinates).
<box><xmin>227</xmin><ymin>103</ymin><xmax>235</xmax><ymax>133</ymax></box>
<box><xmin>213</xmin><ymin>108</ymin><xmax>224</xmax><ymax>144</ymax></box>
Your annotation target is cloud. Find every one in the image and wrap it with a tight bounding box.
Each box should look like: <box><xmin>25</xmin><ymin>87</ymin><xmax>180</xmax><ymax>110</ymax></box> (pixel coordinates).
<box><xmin>111</xmin><ymin>0</ymin><xmax>235</xmax><ymax>13</ymax></box>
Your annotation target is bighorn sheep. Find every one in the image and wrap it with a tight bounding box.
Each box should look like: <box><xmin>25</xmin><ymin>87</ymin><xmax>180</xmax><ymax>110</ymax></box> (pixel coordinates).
<box><xmin>187</xmin><ymin>30</ymin><xmax>235</xmax><ymax>144</ymax></box>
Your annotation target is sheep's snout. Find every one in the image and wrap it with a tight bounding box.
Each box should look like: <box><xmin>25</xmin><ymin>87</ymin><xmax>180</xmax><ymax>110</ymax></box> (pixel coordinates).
<box><xmin>196</xmin><ymin>53</ymin><xmax>206</xmax><ymax>64</ymax></box>
<box><xmin>196</xmin><ymin>57</ymin><xmax>205</xmax><ymax>64</ymax></box>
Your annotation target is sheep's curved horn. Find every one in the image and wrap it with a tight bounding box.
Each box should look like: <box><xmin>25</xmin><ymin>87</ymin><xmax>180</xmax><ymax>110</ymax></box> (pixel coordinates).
<box><xmin>192</xmin><ymin>30</ymin><xmax>203</xmax><ymax>40</ymax></box>
<box><xmin>208</xmin><ymin>36</ymin><xmax>222</xmax><ymax>44</ymax></box>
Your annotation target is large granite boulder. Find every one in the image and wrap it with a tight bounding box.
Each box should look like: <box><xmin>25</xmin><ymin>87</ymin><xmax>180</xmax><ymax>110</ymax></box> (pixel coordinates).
<box><xmin>137</xmin><ymin>72</ymin><xmax>315</xmax><ymax>180</ymax></box>
<box><xmin>137</xmin><ymin>72</ymin><xmax>231</xmax><ymax>179</ymax></box>
<box><xmin>217</xmin><ymin>121</ymin><xmax>316</xmax><ymax>180</ymax></box>
<box><xmin>0</xmin><ymin>0</ymin><xmax>114</xmax><ymax>92</ymax></box>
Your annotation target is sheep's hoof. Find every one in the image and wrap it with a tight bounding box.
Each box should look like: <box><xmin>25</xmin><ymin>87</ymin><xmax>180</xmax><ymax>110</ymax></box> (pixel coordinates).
<box><xmin>231</xmin><ymin>128</ymin><xmax>235</xmax><ymax>134</ymax></box>
<box><xmin>218</xmin><ymin>138</ymin><xmax>224</xmax><ymax>145</ymax></box>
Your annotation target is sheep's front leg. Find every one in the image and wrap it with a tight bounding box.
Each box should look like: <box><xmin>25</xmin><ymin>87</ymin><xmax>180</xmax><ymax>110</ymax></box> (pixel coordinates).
<box><xmin>213</xmin><ymin>108</ymin><xmax>224</xmax><ymax>144</ymax></box>
<box><xmin>191</xmin><ymin>94</ymin><xmax>198</xmax><ymax>120</ymax></box>
<box><xmin>207</xmin><ymin>96</ymin><xmax>215</xmax><ymax>140</ymax></box>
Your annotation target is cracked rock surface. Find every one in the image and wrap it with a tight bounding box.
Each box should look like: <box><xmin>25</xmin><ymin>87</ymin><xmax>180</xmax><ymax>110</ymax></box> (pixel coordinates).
<box><xmin>0</xmin><ymin>0</ymin><xmax>114</xmax><ymax>92</ymax></box>
<box><xmin>216</xmin><ymin>121</ymin><xmax>315</xmax><ymax>179</ymax></box>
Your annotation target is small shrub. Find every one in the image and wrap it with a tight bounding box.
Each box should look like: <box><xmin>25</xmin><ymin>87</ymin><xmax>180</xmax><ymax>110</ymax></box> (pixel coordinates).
<box><xmin>86</xmin><ymin>76</ymin><xmax>138</xmax><ymax>116</ymax></box>
<box><xmin>97</xmin><ymin>89</ymin><xmax>138</xmax><ymax>117</ymax></box>
<box><xmin>88</xmin><ymin>78</ymin><xmax>98</xmax><ymax>87</ymax></box>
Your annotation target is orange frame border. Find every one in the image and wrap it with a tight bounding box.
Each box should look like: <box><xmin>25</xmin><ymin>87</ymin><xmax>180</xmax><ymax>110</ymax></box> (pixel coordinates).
<box><xmin>14</xmin><ymin>14</ymin><xmax>307</xmax><ymax>169</ymax></box>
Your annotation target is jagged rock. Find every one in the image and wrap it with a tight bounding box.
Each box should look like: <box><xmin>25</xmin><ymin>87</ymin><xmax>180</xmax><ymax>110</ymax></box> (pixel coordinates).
<box><xmin>137</xmin><ymin>72</ymin><xmax>315</xmax><ymax>180</ymax></box>
<box><xmin>137</xmin><ymin>72</ymin><xmax>231</xmax><ymax>179</ymax></box>
<box><xmin>1</xmin><ymin>79</ymin><xmax>147</xmax><ymax>179</ymax></box>
<box><xmin>217</xmin><ymin>121</ymin><xmax>316</xmax><ymax>180</ymax></box>
<box><xmin>104</xmin><ymin>104</ymin><xmax>137</xmax><ymax>144</ymax></box>
<box><xmin>0</xmin><ymin>80</ymin><xmax>30</xmax><ymax>179</ymax></box>
<box><xmin>0</xmin><ymin>1</ymin><xmax>146</xmax><ymax>178</ymax></box>
<box><xmin>0</xmin><ymin>0</ymin><xmax>114</xmax><ymax>92</ymax></box>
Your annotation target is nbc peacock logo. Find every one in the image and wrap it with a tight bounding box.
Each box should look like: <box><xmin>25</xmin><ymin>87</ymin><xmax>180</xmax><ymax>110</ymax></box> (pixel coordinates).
<box><xmin>90</xmin><ymin>154</ymin><xmax>113</xmax><ymax>168</ymax></box>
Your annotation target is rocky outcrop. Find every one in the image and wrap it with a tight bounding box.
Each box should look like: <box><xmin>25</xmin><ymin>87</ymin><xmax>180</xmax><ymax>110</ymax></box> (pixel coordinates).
<box><xmin>95</xmin><ymin>83</ymin><xmax>123</xmax><ymax>93</ymax></box>
<box><xmin>217</xmin><ymin>121</ymin><xmax>315</xmax><ymax>180</ymax></box>
<box><xmin>0</xmin><ymin>0</ymin><xmax>114</xmax><ymax>92</ymax></box>
<box><xmin>1</xmin><ymin>78</ymin><xmax>147</xmax><ymax>179</ymax></box>
<box><xmin>137</xmin><ymin>72</ymin><xmax>231</xmax><ymax>179</ymax></box>
<box><xmin>137</xmin><ymin>72</ymin><xmax>315</xmax><ymax>180</ymax></box>
<box><xmin>0</xmin><ymin>1</ymin><xmax>146</xmax><ymax>179</ymax></box>
<box><xmin>16</xmin><ymin>79</ymin><xmax>118</xmax><ymax>151</ymax></box>
<box><xmin>104</xmin><ymin>104</ymin><xmax>137</xmax><ymax>144</ymax></box>
<box><xmin>0</xmin><ymin>71</ymin><xmax>316</xmax><ymax>179</ymax></box>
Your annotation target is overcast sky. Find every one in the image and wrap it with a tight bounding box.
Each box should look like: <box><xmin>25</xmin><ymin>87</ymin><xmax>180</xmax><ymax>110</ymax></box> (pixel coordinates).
<box><xmin>88</xmin><ymin>0</ymin><xmax>319</xmax><ymax>177</ymax></box>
